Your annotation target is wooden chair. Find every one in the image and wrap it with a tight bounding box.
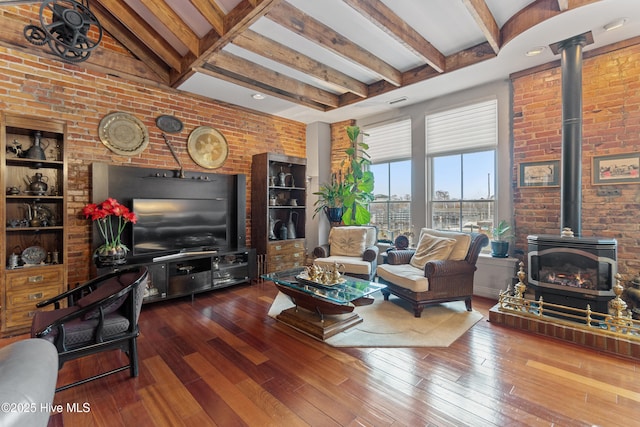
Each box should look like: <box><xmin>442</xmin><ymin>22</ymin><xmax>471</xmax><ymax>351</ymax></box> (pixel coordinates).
<box><xmin>376</xmin><ymin>229</ymin><xmax>488</xmax><ymax>317</ymax></box>
<box><xmin>30</xmin><ymin>266</ymin><xmax>148</xmax><ymax>391</ymax></box>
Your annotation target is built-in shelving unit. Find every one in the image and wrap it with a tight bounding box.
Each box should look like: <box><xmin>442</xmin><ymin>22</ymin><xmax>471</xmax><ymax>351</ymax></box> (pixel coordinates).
<box><xmin>252</xmin><ymin>153</ymin><xmax>307</xmax><ymax>273</ymax></box>
<box><xmin>1</xmin><ymin>113</ymin><xmax>68</xmax><ymax>336</ymax></box>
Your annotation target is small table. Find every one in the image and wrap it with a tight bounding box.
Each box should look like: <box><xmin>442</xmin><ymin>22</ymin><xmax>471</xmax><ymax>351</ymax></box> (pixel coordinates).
<box><xmin>262</xmin><ymin>268</ymin><xmax>386</xmax><ymax>340</ymax></box>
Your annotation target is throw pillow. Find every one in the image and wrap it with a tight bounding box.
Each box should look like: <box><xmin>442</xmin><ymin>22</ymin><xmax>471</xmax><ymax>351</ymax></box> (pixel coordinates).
<box><xmin>329</xmin><ymin>227</ymin><xmax>368</xmax><ymax>257</ymax></box>
<box><xmin>409</xmin><ymin>234</ymin><xmax>457</xmax><ymax>269</ymax></box>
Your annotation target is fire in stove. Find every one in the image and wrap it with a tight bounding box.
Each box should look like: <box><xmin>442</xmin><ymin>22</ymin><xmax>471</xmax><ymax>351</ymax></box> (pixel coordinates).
<box><xmin>543</xmin><ymin>268</ymin><xmax>597</xmax><ymax>290</ymax></box>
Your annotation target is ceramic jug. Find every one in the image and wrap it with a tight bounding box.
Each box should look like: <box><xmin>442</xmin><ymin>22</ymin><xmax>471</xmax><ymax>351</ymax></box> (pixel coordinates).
<box><xmin>287</xmin><ymin>211</ymin><xmax>298</xmax><ymax>239</ymax></box>
<box><xmin>277</xmin><ymin>171</ymin><xmax>292</xmax><ymax>187</ymax></box>
<box><xmin>23</xmin><ymin>131</ymin><xmax>49</xmax><ymax>161</ymax></box>
<box><xmin>269</xmin><ymin>216</ymin><xmax>279</xmax><ymax>240</ymax></box>
<box><xmin>279</xmin><ymin>225</ymin><xmax>288</xmax><ymax>240</ymax></box>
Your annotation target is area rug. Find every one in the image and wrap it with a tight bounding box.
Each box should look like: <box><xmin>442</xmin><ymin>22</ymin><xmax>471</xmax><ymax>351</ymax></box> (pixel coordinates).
<box><xmin>267</xmin><ymin>292</ymin><xmax>483</xmax><ymax>347</ymax></box>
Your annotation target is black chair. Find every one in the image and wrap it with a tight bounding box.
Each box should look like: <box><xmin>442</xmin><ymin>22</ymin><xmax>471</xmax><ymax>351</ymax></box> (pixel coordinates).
<box><xmin>30</xmin><ymin>266</ymin><xmax>148</xmax><ymax>392</ymax></box>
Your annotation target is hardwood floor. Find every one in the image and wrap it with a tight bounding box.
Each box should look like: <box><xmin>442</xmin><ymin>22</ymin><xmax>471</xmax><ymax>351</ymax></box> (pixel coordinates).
<box><xmin>3</xmin><ymin>279</ymin><xmax>639</xmax><ymax>426</ymax></box>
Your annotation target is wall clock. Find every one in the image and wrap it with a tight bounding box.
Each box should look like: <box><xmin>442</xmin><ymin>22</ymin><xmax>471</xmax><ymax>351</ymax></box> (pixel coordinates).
<box><xmin>187</xmin><ymin>126</ymin><xmax>228</xmax><ymax>169</ymax></box>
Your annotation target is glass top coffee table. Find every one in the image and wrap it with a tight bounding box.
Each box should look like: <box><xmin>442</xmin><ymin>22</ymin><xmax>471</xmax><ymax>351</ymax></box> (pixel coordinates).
<box><xmin>262</xmin><ymin>268</ymin><xmax>386</xmax><ymax>340</ymax></box>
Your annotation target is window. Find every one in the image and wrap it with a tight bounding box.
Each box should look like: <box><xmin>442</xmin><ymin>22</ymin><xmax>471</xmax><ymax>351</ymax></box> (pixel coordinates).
<box><xmin>426</xmin><ymin>100</ymin><xmax>497</xmax><ymax>234</ymax></box>
<box><xmin>370</xmin><ymin>160</ymin><xmax>412</xmax><ymax>242</ymax></box>
<box><xmin>365</xmin><ymin>119</ymin><xmax>412</xmax><ymax>242</ymax></box>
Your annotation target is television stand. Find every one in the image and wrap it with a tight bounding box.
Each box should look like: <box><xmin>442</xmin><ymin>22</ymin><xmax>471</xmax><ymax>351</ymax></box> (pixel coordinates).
<box><xmin>98</xmin><ymin>248</ymin><xmax>257</xmax><ymax>304</ymax></box>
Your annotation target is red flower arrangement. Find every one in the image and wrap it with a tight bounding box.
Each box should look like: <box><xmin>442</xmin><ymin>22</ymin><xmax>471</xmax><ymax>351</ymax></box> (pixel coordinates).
<box><xmin>82</xmin><ymin>198</ymin><xmax>137</xmax><ymax>255</ymax></box>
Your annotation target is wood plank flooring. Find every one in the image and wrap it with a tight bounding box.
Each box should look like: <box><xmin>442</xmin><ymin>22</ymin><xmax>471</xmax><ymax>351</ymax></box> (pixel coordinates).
<box><xmin>3</xmin><ymin>279</ymin><xmax>639</xmax><ymax>426</ymax></box>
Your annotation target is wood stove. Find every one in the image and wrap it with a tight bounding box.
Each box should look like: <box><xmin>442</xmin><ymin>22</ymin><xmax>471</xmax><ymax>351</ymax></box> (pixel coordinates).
<box><xmin>528</xmin><ymin>235</ymin><xmax>616</xmax><ymax>313</ymax></box>
<box><xmin>523</xmin><ymin>32</ymin><xmax>619</xmax><ymax>315</ymax></box>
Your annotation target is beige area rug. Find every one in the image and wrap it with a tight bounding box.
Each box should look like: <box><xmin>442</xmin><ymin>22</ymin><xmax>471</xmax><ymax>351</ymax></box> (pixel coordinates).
<box><xmin>267</xmin><ymin>292</ymin><xmax>483</xmax><ymax>347</ymax></box>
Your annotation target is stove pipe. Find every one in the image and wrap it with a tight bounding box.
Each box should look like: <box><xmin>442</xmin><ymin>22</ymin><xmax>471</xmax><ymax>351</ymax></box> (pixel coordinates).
<box><xmin>550</xmin><ymin>32</ymin><xmax>593</xmax><ymax>238</ymax></box>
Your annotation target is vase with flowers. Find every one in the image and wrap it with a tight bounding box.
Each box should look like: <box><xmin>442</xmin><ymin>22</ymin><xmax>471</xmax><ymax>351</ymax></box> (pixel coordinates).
<box><xmin>82</xmin><ymin>198</ymin><xmax>137</xmax><ymax>267</ymax></box>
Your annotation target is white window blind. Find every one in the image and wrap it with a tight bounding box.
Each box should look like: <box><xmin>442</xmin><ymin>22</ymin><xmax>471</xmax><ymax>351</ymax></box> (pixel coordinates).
<box><xmin>426</xmin><ymin>99</ymin><xmax>497</xmax><ymax>155</ymax></box>
<box><xmin>363</xmin><ymin>118</ymin><xmax>411</xmax><ymax>163</ymax></box>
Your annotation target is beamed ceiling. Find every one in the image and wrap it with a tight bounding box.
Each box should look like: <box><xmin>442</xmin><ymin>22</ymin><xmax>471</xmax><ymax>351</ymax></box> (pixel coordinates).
<box><xmin>0</xmin><ymin>0</ymin><xmax>639</xmax><ymax>123</ymax></box>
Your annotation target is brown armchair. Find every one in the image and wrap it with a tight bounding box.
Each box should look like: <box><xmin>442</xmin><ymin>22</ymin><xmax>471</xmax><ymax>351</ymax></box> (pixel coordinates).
<box><xmin>30</xmin><ymin>266</ymin><xmax>148</xmax><ymax>391</ymax></box>
<box><xmin>376</xmin><ymin>229</ymin><xmax>488</xmax><ymax>317</ymax></box>
<box><xmin>313</xmin><ymin>226</ymin><xmax>379</xmax><ymax>281</ymax></box>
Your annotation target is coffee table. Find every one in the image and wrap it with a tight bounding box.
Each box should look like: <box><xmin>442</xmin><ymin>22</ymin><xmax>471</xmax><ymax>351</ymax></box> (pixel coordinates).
<box><xmin>262</xmin><ymin>268</ymin><xmax>386</xmax><ymax>340</ymax></box>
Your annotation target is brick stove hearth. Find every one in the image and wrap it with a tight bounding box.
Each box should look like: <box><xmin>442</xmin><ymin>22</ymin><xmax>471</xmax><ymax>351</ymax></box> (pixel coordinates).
<box><xmin>490</xmin><ymin>265</ymin><xmax>640</xmax><ymax>361</ymax></box>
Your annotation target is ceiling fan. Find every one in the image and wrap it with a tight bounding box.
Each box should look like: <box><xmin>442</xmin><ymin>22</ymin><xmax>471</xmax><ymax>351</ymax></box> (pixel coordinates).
<box><xmin>4</xmin><ymin>0</ymin><xmax>103</xmax><ymax>62</ymax></box>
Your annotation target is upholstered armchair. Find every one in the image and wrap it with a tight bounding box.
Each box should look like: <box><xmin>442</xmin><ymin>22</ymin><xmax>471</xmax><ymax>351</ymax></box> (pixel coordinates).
<box><xmin>313</xmin><ymin>226</ymin><xmax>379</xmax><ymax>281</ymax></box>
<box><xmin>376</xmin><ymin>228</ymin><xmax>488</xmax><ymax>317</ymax></box>
<box><xmin>31</xmin><ymin>266</ymin><xmax>148</xmax><ymax>391</ymax></box>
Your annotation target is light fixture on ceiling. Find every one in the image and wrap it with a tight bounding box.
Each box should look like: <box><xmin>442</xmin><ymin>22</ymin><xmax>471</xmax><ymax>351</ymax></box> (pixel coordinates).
<box><xmin>388</xmin><ymin>96</ymin><xmax>408</xmax><ymax>105</ymax></box>
<box><xmin>604</xmin><ymin>18</ymin><xmax>628</xmax><ymax>32</ymax></box>
<box><xmin>252</xmin><ymin>93</ymin><xmax>265</xmax><ymax>100</ymax></box>
<box><xmin>525</xmin><ymin>46</ymin><xmax>546</xmax><ymax>57</ymax></box>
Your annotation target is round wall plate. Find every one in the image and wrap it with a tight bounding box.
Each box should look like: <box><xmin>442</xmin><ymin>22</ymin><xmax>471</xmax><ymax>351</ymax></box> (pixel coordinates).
<box><xmin>187</xmin><ymin>126</ymin><xmax>228</xmax><ymax>169</ymax></box>
<box><xmin>99</xmin><ymin>112</ymin><xmax>149</xmax><ymax>156</ymax></box>
<box><xmin>156</xmin><ymin>115</ymin><xmax>183</xmax><ymax>133</ymax></box>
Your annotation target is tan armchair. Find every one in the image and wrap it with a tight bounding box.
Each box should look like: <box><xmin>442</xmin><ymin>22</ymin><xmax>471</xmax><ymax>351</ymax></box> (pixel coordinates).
<box><xmin>313</xmin><ymin>226</ymin><xmax>379</xmax><ymax>281</ymax></box>
<box><xmin>376</xmin><ymin>228</ymin><xmax>488</xmax><ymax>317</ymax></box>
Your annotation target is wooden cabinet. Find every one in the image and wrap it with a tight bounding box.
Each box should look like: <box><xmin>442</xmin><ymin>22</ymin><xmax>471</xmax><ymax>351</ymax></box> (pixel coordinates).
<box><xmin>1</xmin><ymin>113</ymin><xmax>68</xmax><ymax>336</ymax></box>
<box><xmin>252</xmin><ymin>153</ymin><xmax>307</xmax><ymax>273</ymax></box>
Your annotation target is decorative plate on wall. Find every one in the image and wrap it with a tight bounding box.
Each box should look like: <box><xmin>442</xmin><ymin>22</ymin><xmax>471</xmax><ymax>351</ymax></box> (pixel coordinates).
<box><xmin>187</xmin><ymin>126</ymin><xmax>228</xmax><ymax>169</ymax></box>
<box><xmin>98</xmin><ymin>112</ymin><xmax>149</xmax><ymax>156</ymax></box>
<box><xmin>156</xmin><ymin>115</ymin><xmax>183</xmax><ymax>133</ymax></box>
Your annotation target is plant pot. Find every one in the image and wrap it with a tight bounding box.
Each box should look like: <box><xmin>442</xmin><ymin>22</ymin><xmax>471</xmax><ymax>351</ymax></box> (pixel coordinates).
<box><xmin>324</xmin><ymin>206</ymin><xmax>343</xmax><ymax>223</ymax></box>
<box><xmin>95</xmin><ymin>246</ymin><xmax>127</xmax><ymax>267</ymax></box>
<box><xmin>490</xmin><ymin>240</ymin><xmax>509</xmax><ymax>258</ymax></box>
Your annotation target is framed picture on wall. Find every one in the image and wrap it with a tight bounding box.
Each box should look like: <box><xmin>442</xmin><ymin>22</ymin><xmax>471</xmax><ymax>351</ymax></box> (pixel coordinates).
<box><xmin>592</xmin><ymin>153</ymin><xmax>640</xmax><ymax>185</ymax></box>
<box><xmin>519</xmin><ymin>160</ymin><xmax>560</xmax><ymax>187</ymax></box>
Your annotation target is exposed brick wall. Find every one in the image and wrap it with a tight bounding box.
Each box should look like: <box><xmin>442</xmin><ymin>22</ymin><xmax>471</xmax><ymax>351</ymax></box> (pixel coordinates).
<box><xmin>512</xmin><ymin>42</ymin><xmax>640</xmax><ymax>276</ymax></box>
<box><xmin>330</xmin><ymin>119</ymin><xmax>355</xmax><ymax>178</ymax></box>
<box><xmin>0</xmin><ymin>46</ymin><xmax>306</xmax><ymax>286</ymax></box>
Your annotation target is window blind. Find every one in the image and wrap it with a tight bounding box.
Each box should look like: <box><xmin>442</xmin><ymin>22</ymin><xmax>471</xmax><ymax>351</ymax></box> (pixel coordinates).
<box><xmin>363</xmin><ymin>118</ymin><xmax>411</xmax><ymax>163</ymax></box>
<box><xmin>426</xmin><ymin>99</ymin><xmax>497</xmax><ymax>155</ymax></box>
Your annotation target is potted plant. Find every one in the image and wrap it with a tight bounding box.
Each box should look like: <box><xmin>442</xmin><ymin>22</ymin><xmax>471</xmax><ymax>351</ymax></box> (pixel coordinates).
<box><xmin>313</xmin><ymin>174</ymin><xmax>348</xmax><ymax>223</ymax></box>
<box><xmin>490</xmin><ymin>219</ymin><xmax>512</xmax><ymax>258</ymax></box>
<box><xmin>340</xmin><ymin>125</ymin><xmax>375</xmax><ymax>225</ymax></box>
<box><xmin>82</xmin><ymin>198</ymin><xmax>138</xmax><ymax>267</ymax></box>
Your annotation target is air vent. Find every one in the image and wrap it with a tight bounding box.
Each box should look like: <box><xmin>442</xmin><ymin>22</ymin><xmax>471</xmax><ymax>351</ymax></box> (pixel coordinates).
<box><xmin>388</xmin><ymin>97</ymin><xmax>408</xmax><ymax>105</ymax></box>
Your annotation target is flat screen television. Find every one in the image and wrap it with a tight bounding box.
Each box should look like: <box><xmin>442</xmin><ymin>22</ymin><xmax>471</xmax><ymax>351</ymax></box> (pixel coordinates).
<box><xmin>132</xmin><ymin>198</ymin><xmax>228</xmax><ymax>256</ymax></box>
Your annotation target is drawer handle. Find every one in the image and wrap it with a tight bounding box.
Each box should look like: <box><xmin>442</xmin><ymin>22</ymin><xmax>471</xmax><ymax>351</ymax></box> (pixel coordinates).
<box><xmin>275</xmin><ymin>245</ymin><xmax>282</xmax><ymax>250</ymax></box>
<box><xmin>27</xmin><ymin>311</ymin><xmax>37</xmax><ymax>318</ymax></box>
<box><xmin>293</xmin><ymin>253</ymin><xmax>300</xmax><ymax>258</ymax></box>
<box><xmin>28</xmin><ymin>292</ymin><xmax>44</xmax><ymax>300</ymax></box>
<box><xmin>28</xmin><ymin>275</ymin><xmax>44</xmax><ymax>283</ymax></box>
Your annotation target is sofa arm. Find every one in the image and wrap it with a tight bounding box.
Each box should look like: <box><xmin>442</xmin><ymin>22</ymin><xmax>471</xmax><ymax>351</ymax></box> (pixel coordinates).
<box><xmin>0</xmin><ymin>339</ymin><xmax>58</xmax><ymax>427</ymax></box>
<box><xmin>386</xmin><ymin>249</ymin><xmax>416</xmax><ymax>265</ymax></box>
<box><xmin>424</xmin><ymin>260</ymin><xmax>476</xmax><ymax>278</ymax></box>
<box><xmin>362</xmin><ymin>245</ymin><xmax>379</xmax><ymax>262</ymax></box>
<box><xmin>313</xmin><ymin>244</ymin><xmax>330</xmax><ymax>258</ymax></box>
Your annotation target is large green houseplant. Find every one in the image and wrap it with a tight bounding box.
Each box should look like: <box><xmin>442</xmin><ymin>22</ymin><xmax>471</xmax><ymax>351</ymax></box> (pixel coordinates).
<box><xmin>313</xmin><ymin>125</ymin><xmax>375</xmax><ymax>225</ymax></box>
<box><xmin>341</xmin><ymin>125</ymin><xmax>374</xmax><ymax>225</ymax></box>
